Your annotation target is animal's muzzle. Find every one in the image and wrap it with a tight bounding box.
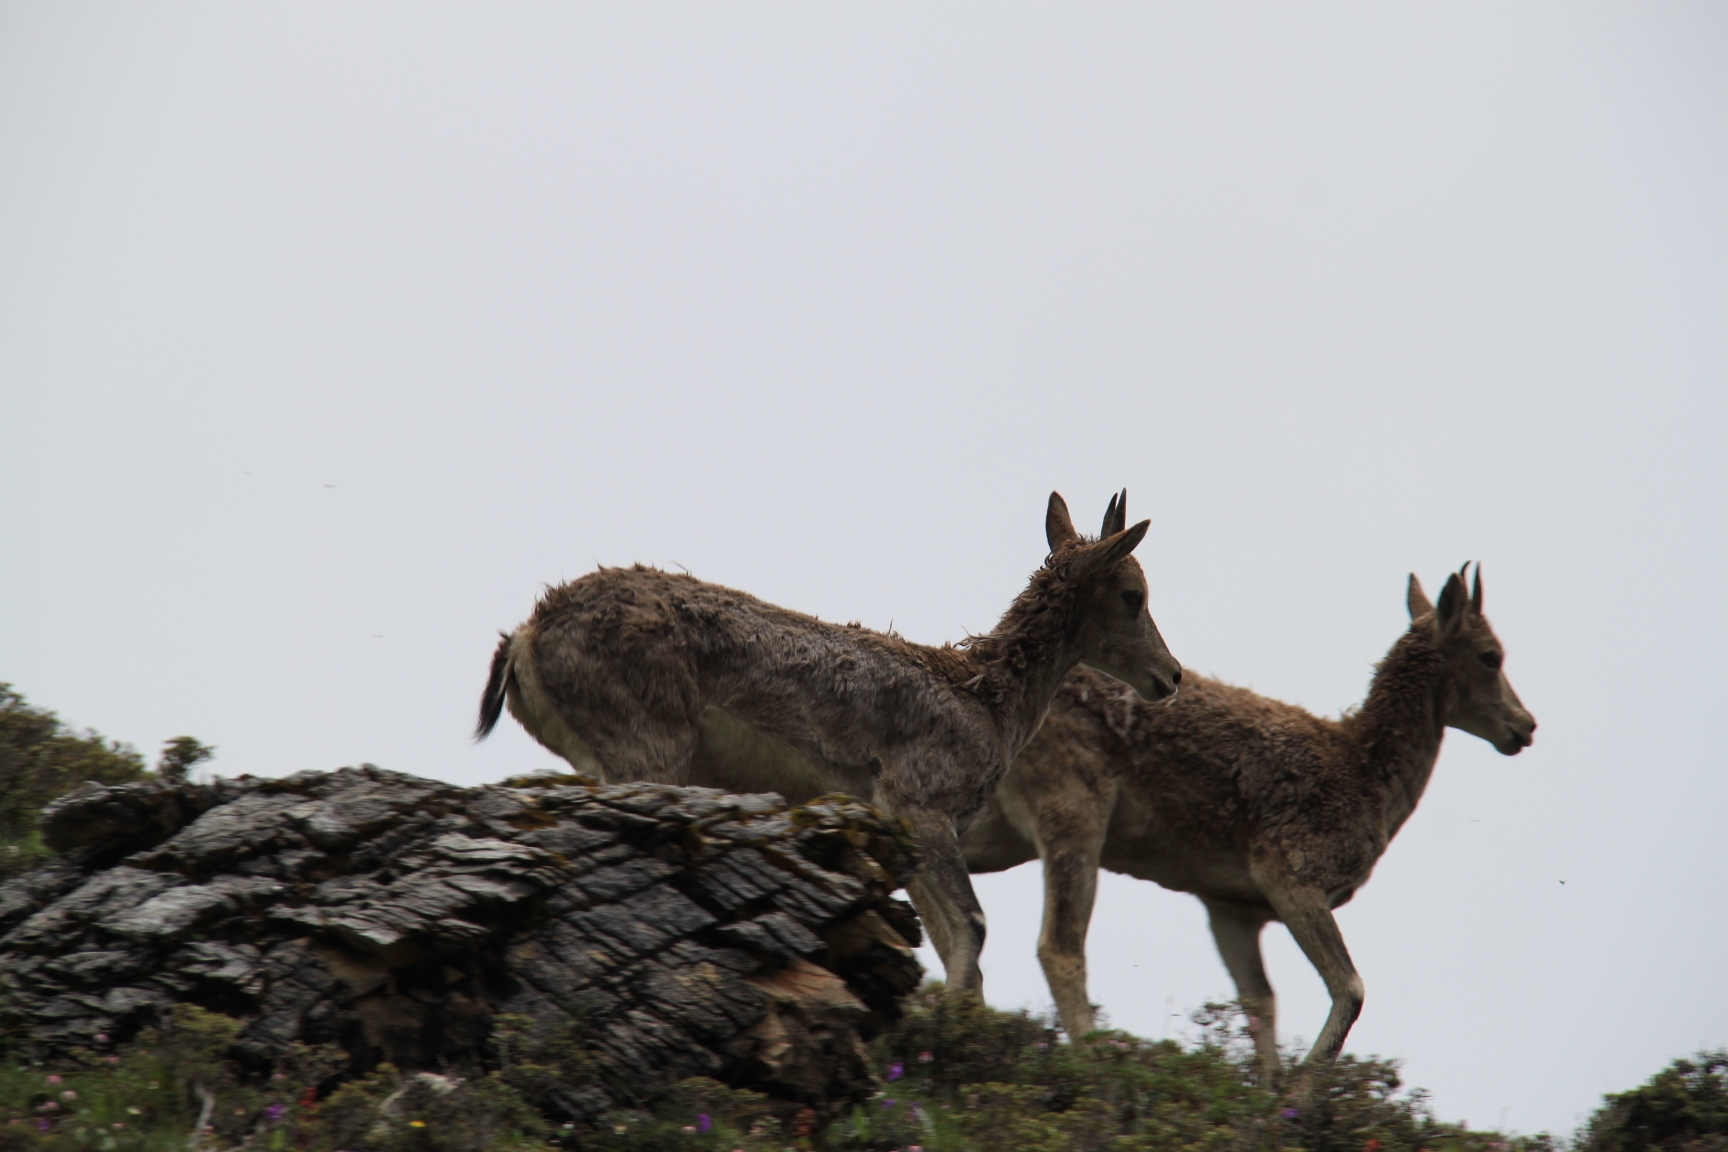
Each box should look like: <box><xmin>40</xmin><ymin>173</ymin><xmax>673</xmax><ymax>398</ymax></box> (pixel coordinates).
<box><xmin>1498</xmin><ymin>722</ymin><xmax>1536</xmax><ymax>756</ymax></box>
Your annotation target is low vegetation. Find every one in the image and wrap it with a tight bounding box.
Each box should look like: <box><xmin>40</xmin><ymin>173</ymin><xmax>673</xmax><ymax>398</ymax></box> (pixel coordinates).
<box><xmin>0</xmin><ymin>685</ymin><xmax>211</xmax><ymax>880</ymax></box>
<box><xmin>5</xmin><ymin>992</ymin><xmax>1715</xmax><ymax>1152</ymax></box>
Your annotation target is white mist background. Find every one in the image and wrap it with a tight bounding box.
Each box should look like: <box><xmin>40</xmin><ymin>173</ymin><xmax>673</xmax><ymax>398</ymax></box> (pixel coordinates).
<box><xmin>2</xmin><ymin>3</ymin><xmax>1722</xmax><ymax>1136</ymax></box>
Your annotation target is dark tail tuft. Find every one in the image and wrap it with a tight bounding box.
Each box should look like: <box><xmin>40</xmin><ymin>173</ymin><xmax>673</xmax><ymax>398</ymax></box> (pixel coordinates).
<box><xmin>475</xmin><ymin>632</ymin><xmax>513</xmax><ymax>740</ymax></box>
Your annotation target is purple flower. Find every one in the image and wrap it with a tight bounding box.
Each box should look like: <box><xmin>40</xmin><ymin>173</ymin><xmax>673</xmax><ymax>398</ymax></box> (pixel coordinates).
<box><xmin>696</xmin><ymin>1113</ymin><xmax>711</xmax><ymax>1134</ymax></box>
<box><xmin>35</xmin><ymin>1120</ymin><xmax>50</xmax><ymax>1132</ymax></box>
<box><xmin>266</xmin><ymin>1104</ymin><xmax>288</xmax><ymax>1122</ymax></box>
<box><xmin>887</xmin><ymin>1062</ymin><xmax>904</xmax><ymax>1081</ymax></box>
<box><xmin>1282</xmin><ymin>1108</ymin><xmax>1300</xmax><ymax>1120</ymax></box>
<box><xmin>881</xmin><ymin>1098</ymin><xmax>896</xmax><ymax>1109</ymax></box>
<box><xmin>45</xmin><ymin>1075</ymin><xmax>62</xmax><ymax>1087</ymax></box>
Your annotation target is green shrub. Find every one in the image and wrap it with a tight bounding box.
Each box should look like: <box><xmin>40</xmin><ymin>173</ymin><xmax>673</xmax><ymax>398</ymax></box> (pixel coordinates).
<box><xmin>0</xmin><ymin>686</ymin><xmax>213</xmax><ymax>880</ymax></box>
<box><xmin>1577</xmin><ymin>1052</ymin><xmax>1728</xmax><ymax>1152</ymax></box>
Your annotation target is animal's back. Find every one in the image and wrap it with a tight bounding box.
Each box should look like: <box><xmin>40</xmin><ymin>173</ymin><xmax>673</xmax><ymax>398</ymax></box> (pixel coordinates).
<box><xmin>1007</xmin><ymin>666</ymin><xmax>1352</xmax><ymax>902</ymax></box>
<box><xmin>512</xmin><ymin>566</ymin><xmax>994</xmax><ymax>802</ymax></box>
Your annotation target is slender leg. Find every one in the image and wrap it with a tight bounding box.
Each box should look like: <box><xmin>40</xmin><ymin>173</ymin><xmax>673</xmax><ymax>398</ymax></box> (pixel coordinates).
<box><xmin>897</xmin><ymin>807</ymin><xmax>988</xmax><ymax>995</ymax></box>
<box><xmin>1203</xmin><ymin>898</ymin><xmax>1281</xmax><ymax>1084</ymax></box>
<box><xmin>1034</xmin><ymin>816</ymin><xmax>1107</xmax><ymax>1038</ymax></box>
<box><xmin>1263</xmin><ymin>885</ymin><xmax>1364</xmax><ymax>1067</ymax></box>
<box><xmin>905</xmin><ymin>873</ymin><xmax>955</xmax><ymax>977</ymax></box>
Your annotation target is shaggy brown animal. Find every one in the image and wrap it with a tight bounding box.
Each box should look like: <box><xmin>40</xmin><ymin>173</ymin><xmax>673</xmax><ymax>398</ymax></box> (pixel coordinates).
<box><xmin>962</xmin><ymin>565</ymin><xmax>1535</xmax><ymax>1081</ymax></box>
<box><xmin>476</xmin><ymin>491</ymin><xmax>1183</xmax><ymax>995</ymax></box>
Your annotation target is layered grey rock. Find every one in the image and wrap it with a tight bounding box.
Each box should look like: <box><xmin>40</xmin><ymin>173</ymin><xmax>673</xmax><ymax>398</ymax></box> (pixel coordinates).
<box><xmin>0</xmin><ymin>767</ymin><xmax>924</xmax><ymax>1114</ymax></box>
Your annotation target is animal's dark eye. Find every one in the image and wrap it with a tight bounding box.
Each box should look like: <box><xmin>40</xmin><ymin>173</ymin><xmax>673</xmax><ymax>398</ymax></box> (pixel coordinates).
<box><xmin>1121</xmin><ymin>590</ymin><xmax>1144</xmax><ymax>612</ymax></box>
<box><xmin>1479</xmin><ymin>651</ymin><xmax>1503</xmax><ymax>671</ymax></box>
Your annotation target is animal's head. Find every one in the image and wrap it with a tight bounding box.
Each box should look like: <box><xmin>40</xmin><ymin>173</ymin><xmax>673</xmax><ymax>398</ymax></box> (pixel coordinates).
<box><xmin>1046</xmin><ymin>490</ymin><xmax>1182</xmax><ymax>701</ymax></box>
<box><xmin>1407</xmin><ymin>564</ymin><xmax>1536</xmax><ymax>755</ymax></box>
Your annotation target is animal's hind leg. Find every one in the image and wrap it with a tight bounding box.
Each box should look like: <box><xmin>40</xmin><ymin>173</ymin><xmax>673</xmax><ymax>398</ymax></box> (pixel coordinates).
<box><xmin>505</xmin><ymin>644</ymin><xmax>699</xmax><ymax>782</ymax></box>
<box><xmin>1204</xmin><ymin>898</ymin><xmax>1281</xmax><ymax>1085</ymax></box>
<box><xmin>1033</xmin><ymin>813</ymin><xmax>1108</xmax><ymax>1039</ymax></box>
<box><xmin>578</xmin><ymin>723</ymin><xmax>703</xmax><ymax>786</ymax></box>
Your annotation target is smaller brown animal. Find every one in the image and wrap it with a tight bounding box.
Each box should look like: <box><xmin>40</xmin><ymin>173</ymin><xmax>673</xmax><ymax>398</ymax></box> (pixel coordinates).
<box><xmin>962</xmin><ymin>564</ymin><xmax>1535</xmax><ymax>1081</ymax></box>
<box><xmin>476</xmin><ymin>491</ymin><xmax>1183</xmax><ymax>996</ymax></box>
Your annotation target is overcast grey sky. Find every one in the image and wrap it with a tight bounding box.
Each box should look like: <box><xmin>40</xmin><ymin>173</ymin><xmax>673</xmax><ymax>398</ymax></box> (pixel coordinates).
<box><xmin>2</xmin><ymin>1</ymin><xmax>1723</xmax><ymax>1136</ymax></box>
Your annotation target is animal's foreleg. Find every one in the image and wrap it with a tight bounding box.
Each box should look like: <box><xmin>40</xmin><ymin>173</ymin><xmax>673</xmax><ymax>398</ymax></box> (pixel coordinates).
<box><xmin>905</xmin><ymin>873</ymin><xmax>956</xmax><ymax>974</ymax></box>
<box><xmin>899</xmin><ymin>808</ymin><xmax>988</xmax><ymax>996</ymax></box>
<box><xmin>1204</xmin><ymin>899</ymin><xmax>1281</xmax><ymax>1085</ymax></box>
<box><xmin>1266</xmin><ymin>887</ymin><xmax>1363</xmax><ymax>1069</ymax></box>
<box><xmin>1035</xmin><ymin>824</ymin><xmax>1105</xmax><ymax>1039</ymax></box>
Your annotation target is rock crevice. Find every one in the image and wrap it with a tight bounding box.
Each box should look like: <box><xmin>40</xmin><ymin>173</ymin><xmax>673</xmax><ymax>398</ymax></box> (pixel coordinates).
<box><xmin>0</xmin><ymin>767</ymin><xmax>923</xmax><ymax>1113</ymax></box>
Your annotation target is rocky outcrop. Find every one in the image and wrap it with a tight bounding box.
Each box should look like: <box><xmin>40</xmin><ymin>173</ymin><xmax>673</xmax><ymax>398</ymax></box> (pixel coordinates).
<box><xmin>0</xmin><ymin>767</ymin><xmax>924</xmax><ymax>1115</ymax></box>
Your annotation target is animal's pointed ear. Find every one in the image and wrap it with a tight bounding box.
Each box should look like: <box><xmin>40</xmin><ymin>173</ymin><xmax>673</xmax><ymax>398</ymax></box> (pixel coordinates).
<box><xmin>1407</xmin><ymin>574</ymin><xmax>1434</xmax><ymax>620</ymax></box>
<box><xmin>1470</xmin><ymin>563</ymin><xmax>1483</xmax><ymax>614</ymax></box>
<box><xmin>1436</xmin><ymin>569</ymin><xmax>1469</xmax><ymax>636</ymax></box>
<box><xmin>1046</xmin><ymin>492</ymin><xmax>1081</xmax><ymax>552</ymax></box>
<box><xmin>1070</xmin><ymin>519</ymin><xmax>1150</xmax><ymax>582</ymax></box>
<box><xmin>1100</xmin><ymin>489</ymin><xmax>1128</xmax><ymax>539</ymax></box>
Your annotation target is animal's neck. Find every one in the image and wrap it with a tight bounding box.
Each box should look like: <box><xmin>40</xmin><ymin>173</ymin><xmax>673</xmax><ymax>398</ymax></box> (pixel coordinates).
<box><xmin>1348</xmin><ymin>626</ymin><xmax>1450</xmax><ymax>840</ymax></box>
<box><xmin>963</xmin><ymin>562</ymin><xmax>1087</xmax><ymax>753</ymax></box>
